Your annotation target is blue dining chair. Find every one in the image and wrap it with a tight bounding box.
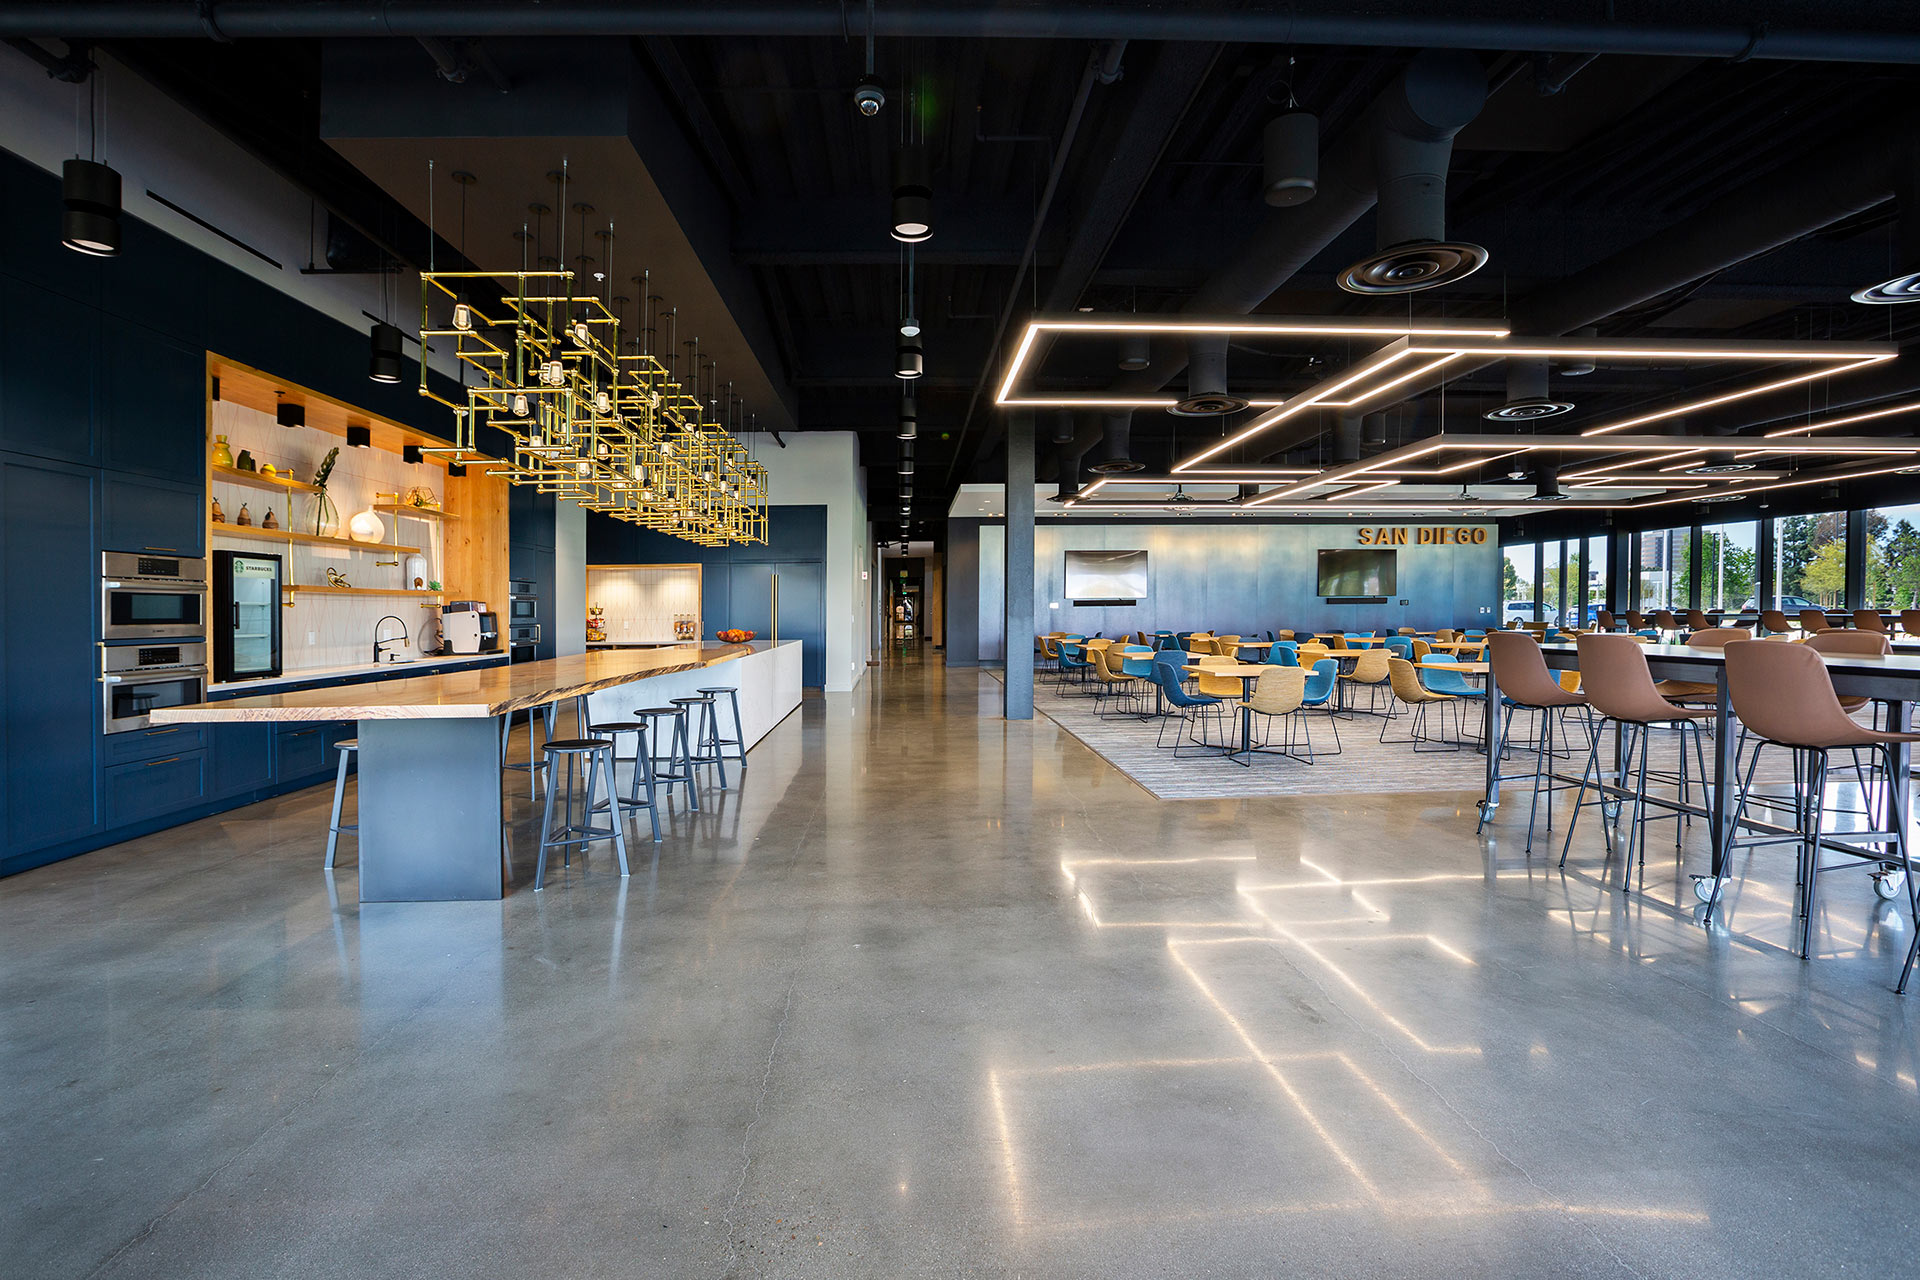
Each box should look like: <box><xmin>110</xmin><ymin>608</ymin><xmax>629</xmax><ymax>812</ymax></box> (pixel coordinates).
<box><xmin>1296</xmin><ymin>658</ymin><xmax>1343</xmax><ymax>760</ymax></box>
<box><xmin>1384</xmin><ymin>636</ymin><xmax>1414</xmax><ymax>659</ymax></box>
<box><xmin>1267</xmin><ymin>641</ymin><xmax>1300</xmax><ymax>667</ymax></box>
<box><xmin>1057</xmin><ymin>640</ymin><xmax>1093</xmax><ymax>692</ymax></box>
<box><xmin>1149</xmin><ymin>660</ymin><xmax>1224</xmax><ymax>756</ymax></box>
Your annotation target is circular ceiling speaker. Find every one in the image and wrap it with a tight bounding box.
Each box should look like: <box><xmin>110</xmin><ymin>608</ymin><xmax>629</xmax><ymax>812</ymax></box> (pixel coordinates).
<box><xmin>1483</xmin><ymin>397</ymin><xmax>1575</xmax><ymax>422</ymax></box>
<box><xmin>1086</xmin><ymin>456</ymin><xmax>1146</xmax><ymax>474</ymax></box>
<box><xmin>1695</xmin><ymin>493</ymin><xmax>1743</xmax><ymax>503</ymax></box>
<box><xmin>1685</xmin><ymin>461</ymin><xmax>1757</xmax><ymax>475</ymax></box>
<box><xmin>1338</xmin><ymin>240</ymin><xmax>1489</xmax><ymax>295</ymax></box>
<box><xmin>1168</xmin><ymin>392</ymin><xmax>1250</xmax><ymax>417</ymax></box>
<box><xmin>1852</xmin><ymin>271</ymin><xmax>1920</xmax><ymax>305</ymax></box>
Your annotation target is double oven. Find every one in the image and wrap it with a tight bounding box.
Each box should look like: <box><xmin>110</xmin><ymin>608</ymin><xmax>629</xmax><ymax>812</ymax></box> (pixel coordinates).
<box><xmin>507</xmin><ymin>577</ymin><xmax>542</xmax><ymax>662</ymax></box>
<box><xmin>100</xmin><ymin>552</ymin><xmax>209</xmax><ymax>733</ymax></box>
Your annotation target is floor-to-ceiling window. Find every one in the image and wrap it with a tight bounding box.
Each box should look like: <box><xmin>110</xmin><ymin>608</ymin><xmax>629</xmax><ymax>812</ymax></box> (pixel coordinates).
<box><xmin>1504</xmin><ymin>542</ymin><xmax>1535</xmax><ymax>621</ymax></box>
<box><xmin>1575</xmin><ymin>535</ymin><xmax>1607</xmax><ymax>624</ymax></box>
<box><xmin>1862</xmin><ymin>502</ymin><xmax>1920</xmax><ymax>612</ymax></box>
<box><xmin>1772</xmin><ymin>512</ymin><xmax>1847</xmax><ymax>610</ymax></box>
<box><xmin>1540</xmin><ymin>540</ymin><xmax>1567</xmax><ymax>624</ymax></box>
<box><xmin>1635</xmin><ymin>527</ymin><xmax>1691</xmax><ymax>612</ymax></box>
<box><xmin>1699</xmin><ymin>519</ymin><xmax>1758</xmax><ymax>614</ymax></box>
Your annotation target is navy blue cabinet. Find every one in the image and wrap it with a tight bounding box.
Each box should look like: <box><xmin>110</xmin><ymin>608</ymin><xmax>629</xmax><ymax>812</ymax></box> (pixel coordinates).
<box><xmin>102</xmin><ymin>318</ymin><xmax>205</xmax><ymax>484</ymax></box>
<box><xmin>0</xmin><ymin>277</ymin><xmax>100</xmax><ymax>466</ymax></box>
<box><xmin>104</xmin><ymin>723</ymin><xmax>206</xmax><ymax>766</ymax></box>
<box><xmin>104</xmin><ymin>750</ymin><xmax>207</xmax><ymax>827</ymax></box>
<box><xmin>1</xmin><ymin>457</ymin><xmax>101</xmax><ymax>852</ymax></box>
<box><xmin>210</xmin><ymin>723</ymin><xmax>274</xmax><ymax>798</ymax></box>
<box><xmin>101</xmin><ymin>472</ymin><xmax>204</xmax><ymax>558</ymax></box>
<box><xmin>274</xmin><ymin>723</ymin><xmax>331</xmax><ymax>783</ymax></box>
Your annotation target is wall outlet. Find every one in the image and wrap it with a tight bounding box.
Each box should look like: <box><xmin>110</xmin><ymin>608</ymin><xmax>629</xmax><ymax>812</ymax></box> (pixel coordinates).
<box><xmin>1399</xmin><ymin>599</ymin><xmax>1409</xmax><ymax>606</ymax></box>
<box><xmin>306</xmin><ymin>630</ymin><xmax>317</xmax><ymax>645</ymax></box>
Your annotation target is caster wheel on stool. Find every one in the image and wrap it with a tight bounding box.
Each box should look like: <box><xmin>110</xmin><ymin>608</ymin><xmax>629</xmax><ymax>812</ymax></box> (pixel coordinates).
<box><xmin>1872</xmin><ymin>867</ymin><xmax>1906</xmax><ymax>901</ymax></box>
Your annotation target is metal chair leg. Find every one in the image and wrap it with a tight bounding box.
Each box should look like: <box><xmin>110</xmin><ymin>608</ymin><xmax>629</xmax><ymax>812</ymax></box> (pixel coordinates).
<box><xmin>324</xmin><ymin>745</ymin><xmax>353</xmax><ymax>869</ymax></box>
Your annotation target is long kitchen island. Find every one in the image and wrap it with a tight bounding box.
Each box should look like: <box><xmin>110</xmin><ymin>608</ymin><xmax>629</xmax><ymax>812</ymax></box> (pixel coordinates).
<box><xmin>153</xmin><ymin>642</ymin><xmax>803</xmax><ymax>901</ymax></box>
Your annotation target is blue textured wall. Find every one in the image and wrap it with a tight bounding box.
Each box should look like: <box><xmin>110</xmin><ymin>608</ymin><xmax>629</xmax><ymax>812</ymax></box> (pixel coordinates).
<box><xmin>973</xmin><ymin>521</ymin><xmax>1501</xmax><ymax>659</ymax></box>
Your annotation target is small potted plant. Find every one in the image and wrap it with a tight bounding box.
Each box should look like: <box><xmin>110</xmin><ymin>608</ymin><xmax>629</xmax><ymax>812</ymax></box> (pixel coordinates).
<box><xmin>308</xmin><ymin>446</ymin><xmax>341</xmax><ymax>536</ymax></box>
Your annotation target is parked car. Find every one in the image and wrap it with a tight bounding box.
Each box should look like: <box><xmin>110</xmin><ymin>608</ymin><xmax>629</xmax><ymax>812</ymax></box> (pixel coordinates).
<box><xmin>1738</xmin><ymin>596</ymin><xmax>1815</xmax><ymax>612</ymax></box>
<box><xmin>1503</xmin><ymin>601</ymin><xmax>1559</xmax><ymax>625</ymax></box>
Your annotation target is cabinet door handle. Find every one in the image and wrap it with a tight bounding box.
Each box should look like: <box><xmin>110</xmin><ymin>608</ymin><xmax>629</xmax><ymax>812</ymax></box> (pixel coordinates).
<box><xmin>144</xmin><ymin>756</ymin><xmax>182</xmax><ymax>767</ymax></box>
<box><xmin>147</xmin><ymin>726</ymin><xmax>182</xmax><ymax>736</ymax></box>
<box><xmin>142</xmin><ymin>547</ymin><xmax>180</xmax><ymax>554</ymax></box>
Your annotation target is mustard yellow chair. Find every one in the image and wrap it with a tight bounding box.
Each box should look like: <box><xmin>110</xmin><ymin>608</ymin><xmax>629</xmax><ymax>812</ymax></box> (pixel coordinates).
<box><xmin>1381</xmin><ymin>657</ymin><xmax>1459</xmax><ymax>750</ymax></box>
<box><xmin>1339</xmin><ymin>645</ymin><xmax>1393</xmax><ymax>715</ymax></box>
<box><xmin>1227</xmin><ymin>665</ymin><xmax>1306</xmax><ymax>765</ymax></box>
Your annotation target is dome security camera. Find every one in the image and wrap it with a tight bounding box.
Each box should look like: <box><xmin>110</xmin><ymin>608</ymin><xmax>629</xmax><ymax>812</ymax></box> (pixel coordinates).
<box><xmin>854</xmin><ymin>75</ymin><xmax>886</xmax><ymax>117</ymax></box>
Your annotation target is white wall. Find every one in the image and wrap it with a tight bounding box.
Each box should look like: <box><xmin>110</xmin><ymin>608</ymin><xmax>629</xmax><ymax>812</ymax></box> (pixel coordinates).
<box><xmin>739</xmin><ymin>432</ymin><xmax>870</xmax><ymax>692</ymax></box>
<box><xmin>554</xmin><ymin>500</ymin><xmax>588</xmax><ymax>657</ymax></box>
<box><xmin>0</xmin><ymin>49</ymin><xmax>460</xmax><ymax>383</ymax></box>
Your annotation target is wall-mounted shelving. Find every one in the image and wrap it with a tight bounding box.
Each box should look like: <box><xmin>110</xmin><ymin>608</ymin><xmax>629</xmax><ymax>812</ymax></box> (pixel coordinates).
<box><xmin>374</xmin><ymin>503</ymin><xmax>460</xmax><ymax>521</ymax></box>
<box><xmin>285</xmin><ymin>585</ymin><xmax>444</xmax><ymax>600</ymax></box>
<box><xmin>212</xmin><ymin>464</ymin><xmax>321</xmax><ymax>495</ymax></box>
<box><xmin>208</xmin><ymin>522</ymin><xmax>423</xmax><ymax>556</ymax></box>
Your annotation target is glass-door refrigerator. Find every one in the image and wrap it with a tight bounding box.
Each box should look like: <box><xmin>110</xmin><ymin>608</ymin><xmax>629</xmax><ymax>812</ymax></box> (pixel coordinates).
<box><xmin>213</xmin><ymin>550</ymin><xmax>283</xmax><ymax>681</ymax></box>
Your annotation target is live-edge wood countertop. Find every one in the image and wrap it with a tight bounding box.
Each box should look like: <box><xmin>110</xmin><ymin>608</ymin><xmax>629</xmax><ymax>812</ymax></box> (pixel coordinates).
<box><xmin>153</xmin><ymin>643</ymin><xmax>757</xmax><ymax>723</ymax></box>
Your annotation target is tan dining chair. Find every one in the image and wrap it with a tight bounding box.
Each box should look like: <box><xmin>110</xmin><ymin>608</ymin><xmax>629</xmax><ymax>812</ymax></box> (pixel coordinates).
<box><xmin>1799</xmin><ymin>609</ymin><xmax>1832</xmax><ymax>634</ymax></box>
<box><xmin>1623</xmin><ymin>610</ymin><xmax>1646</xmax><ymax>631</ymax></box>
<box><xmin>1902</xmin><ymin>609</ymin><xmax>1920</xmax><ymax>638</ymax></box>
<box><xmin>1760</xmin><ymin>609</ymin><xmax>1794</xmax><ymax>636</ymax></box>
<box><xmin>1340</xmin><ymin>646</ymin><xmax>1392</xmax><ymax>714</ymax></box>
<box><xmin>1410</xmin><ymin>638</ymin><xmax>1433</xmax><ymax>661</ymax></box>
<box><xmin>1804</xmin><ymin>628</ymin><xmax>1889</xmax><ymax>714</ymax></box>
<box><xmin>1295</xmin><ymin>642</ymin><xmax>1331</xmax><ymax>669</ymax></box>
<box><xmin>1853</xmin><ymin>610</ymin><xmax>1888</xmax><ymax>633</ymax></box>
<box><xmin>1381</xmin><ymin>657</ymin><xmax>1458</xmax><ymax>750</ymax></box>
<box><xmin>1229</xmin><ymin>665</ymin><xmax>1307</xmax><ymax>765</ymax></box>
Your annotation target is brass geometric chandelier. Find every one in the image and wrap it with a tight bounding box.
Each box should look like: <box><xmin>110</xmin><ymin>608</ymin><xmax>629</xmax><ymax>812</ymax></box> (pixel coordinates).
<box><xmin>417</xmin><ymin>269</ymin><xmax>767</xmax><ymax>547</ymax></box>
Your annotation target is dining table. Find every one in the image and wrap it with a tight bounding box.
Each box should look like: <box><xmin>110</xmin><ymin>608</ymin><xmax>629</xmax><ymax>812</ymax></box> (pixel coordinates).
<box><xmin>1480</xmin><ymin>641</ymin><xmax>1920</xmax><ymax>917</ymax></box>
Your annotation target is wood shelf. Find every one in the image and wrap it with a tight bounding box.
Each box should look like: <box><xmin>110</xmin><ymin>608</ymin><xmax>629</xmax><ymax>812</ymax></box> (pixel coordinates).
<box><xmin>373</xmin><ymin>503</ymin><xmax>460</xmax><ymax>521</ymax></box>
<box><xmin>211</xmin><ymin>463</ymin><xmax>321</xmax><ymax>494</ymax></box>
<box><xmin>285</xmin><ymin>585</ymin><xmax>445</xmax><ymax>599</ymax></box>
<box><xmin>210</xmin><ymin>522</ymin><xmax>423</xmax><ymax>556</ymax></box>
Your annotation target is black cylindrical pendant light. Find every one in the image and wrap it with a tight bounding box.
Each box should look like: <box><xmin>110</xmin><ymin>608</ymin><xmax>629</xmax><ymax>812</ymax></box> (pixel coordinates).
<box><xmin>61</xmin><ymin>158</ymin><xmax>122</xmax><ymax>257</ymax></box>
<box><xmin>890</xmin><ymin>146</ymin><xmax>932</xmax><ymax>243</ymax></box>
<box><xmin>368</xmin><ymin>322</ymin><xmax>405</xmax><ymax>384</ymax></box>
<box><xmin>895</xmin><ymin>333</ymin><xmax>923</xmax><ymax>380</ymax></box>
<box><xmin>897</xmin><ymin>395</ymin><xmax>918</xmax><ymax>440</ymax></box>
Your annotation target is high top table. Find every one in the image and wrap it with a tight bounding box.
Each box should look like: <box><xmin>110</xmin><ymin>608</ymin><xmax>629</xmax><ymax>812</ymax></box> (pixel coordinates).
<box><xmin>1481</xmin><ymin>641</ymin><xmax>1920</xmax><ymax>911</ymax></box>
<box><xmin>153</xmin><ymin>644</ymin><xmax>754</xmax><ymax>902</ymax></box>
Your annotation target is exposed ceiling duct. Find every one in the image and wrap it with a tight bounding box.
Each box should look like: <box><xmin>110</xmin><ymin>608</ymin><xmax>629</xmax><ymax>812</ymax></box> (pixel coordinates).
<box><xmin>1073</xmin><ymin>48</ymin><xmax>1490</xmax><ymax>461</ymax></box>
<box><xmin>1337</xmin><ymin>52</ymin><xmax>1488</xmax><ymax>294</ymax></box>
<box><xmin>1170</xmin><ymin>335</ymin><xmax>1249</xmax><ymax>416</ymax></box>
<box><xmin>1483</xmin><ymin>358</ymin><xmax>1574</xmax><ymax>421</ymax></box>
<box><xmin>1088</xmin><ymin>411</ymin><xmax>1145</xmax><ymax>473</ymax></box>
<box><xmin>1046</xmin><ymin>440</ymin><xmax>1088</xmax><ymax>501</ymax></box>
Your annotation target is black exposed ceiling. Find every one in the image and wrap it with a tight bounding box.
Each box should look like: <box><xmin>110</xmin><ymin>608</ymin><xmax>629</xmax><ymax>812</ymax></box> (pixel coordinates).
<box><xmin>21</xmin><ymin>10</ymin><xmax>1920</xmax><ymax>537</ymax></box>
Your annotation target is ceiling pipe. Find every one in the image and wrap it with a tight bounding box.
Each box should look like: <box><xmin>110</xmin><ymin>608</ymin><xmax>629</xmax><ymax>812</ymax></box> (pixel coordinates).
<box><xmin>1071</xmin><ymin>48</ymin><xmax>1487</xmax><ymax>462</ymax></box>
<box><xmin>12</xmin><ymin>3</ymin><xmax>1920</xmax><ymax>62</ymax></box>
<box><xmin>1089</xmin><ymin>411</ymin><xmax>1144</xmax><ymax>474</ymax></box>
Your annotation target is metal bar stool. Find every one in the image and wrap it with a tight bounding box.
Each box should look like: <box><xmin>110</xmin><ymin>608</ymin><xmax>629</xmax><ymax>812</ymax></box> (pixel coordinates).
<box><xmin>323</xmin><ymin>738</ymin><xmax>357</xmax><ymax>868</ymax></box>
<box><xmin>672</xmin><ymin>694</ymin><xmax>728</xmax><ymax>789</ymax></box>
<box><xmin>587</xmin><ymin>719</ymin><xmax>662</xmax><ymax>843</ymax></box>
<box><xmin>535</xmin><ymin>738</ymin><xmax>630</xmax><ymax>890</ymax></box>
<box><xmin>634</xmin><ymin>705</ymin><xmax>701</xmax><ymax>810</ymax></box>
<box><xmin>697</xmin><ymin>685</ymin><xmax>748</xmax><ymax>773</ymax></box>
<box><xmin>502</xmin><ymin>702</ymin><xmax>557</xmax><ymax>798</ymax></box>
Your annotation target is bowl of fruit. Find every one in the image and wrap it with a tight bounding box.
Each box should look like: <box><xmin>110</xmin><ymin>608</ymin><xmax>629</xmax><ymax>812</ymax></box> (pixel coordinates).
<box><xmin>716</xmin><ymin>628</ymin><xmax>757</xmax><ymax>644</ymax></box>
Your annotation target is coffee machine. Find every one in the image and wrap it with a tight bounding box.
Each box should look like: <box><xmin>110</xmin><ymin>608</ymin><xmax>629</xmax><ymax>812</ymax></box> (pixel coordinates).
<box><xmin>442</xmin><ymin>601</ymin><xmax>500</xmax><ymax>655</ymax></box>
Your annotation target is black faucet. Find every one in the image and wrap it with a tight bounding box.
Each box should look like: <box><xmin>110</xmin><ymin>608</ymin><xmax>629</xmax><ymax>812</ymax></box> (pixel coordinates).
<box><xmin>373</xmin><ymin>614</ymin><xmax>409</xmax><ymax>663</ymax></box>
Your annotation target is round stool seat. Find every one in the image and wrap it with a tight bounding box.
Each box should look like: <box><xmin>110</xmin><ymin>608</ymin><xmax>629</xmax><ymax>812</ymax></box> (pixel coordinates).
<box><xmin>588</xmin><ymin>722</ymin><xmax>642</xmax><ymax>736</ymax></box>
<box><xmin>633</xmin><ymin>705</ymin><xmax>680</xmax><ymax>717</ymax></box>
<box><xmin>695</xmin><ymin>687</ymin><xmax>731</xmax><ymax>695</ymax></box>
<box><xmin>337</xmin><ymin>738</ymin><xmax>358</xmax><ymax>751</ymax></box>
<box><xmin>543</xmin><ymin>738</ymin><xmax>608</xmax><ymax>754</ymax></box>
<box><xmin>669</xmin><ymin>694</ymin><xmax>712</xmax><ymax>705</ymax></box>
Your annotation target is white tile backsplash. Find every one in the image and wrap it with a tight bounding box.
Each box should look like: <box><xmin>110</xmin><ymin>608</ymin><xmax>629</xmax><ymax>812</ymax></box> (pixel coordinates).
<box><xmin>211</xmin><ymin>399</ymin><xmax>451</xmax><ymax>673</ymax></box>
<box><xmin>588</xmin><ymin>566</ymin><xmax>701</xmax><ymax>643</ymax></box>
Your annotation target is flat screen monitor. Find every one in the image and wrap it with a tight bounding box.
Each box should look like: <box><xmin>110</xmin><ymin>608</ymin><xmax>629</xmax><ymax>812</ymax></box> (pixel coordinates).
<box><xmin>1065</xmin><ymin>549</ymin><xmax>1148</xmax><ymax>602</ymax></box>
<box><xmin>1318</xmin><ymin>548</ymin><xmax>1396</xmax><ymax>598</ymax></box>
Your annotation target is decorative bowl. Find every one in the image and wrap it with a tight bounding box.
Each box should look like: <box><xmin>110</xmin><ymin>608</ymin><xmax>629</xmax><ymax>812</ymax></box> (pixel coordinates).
<box><xmin>716</xmin><ymin>629</ymin><xmax>757</xmax><ymax>644</ymax></box>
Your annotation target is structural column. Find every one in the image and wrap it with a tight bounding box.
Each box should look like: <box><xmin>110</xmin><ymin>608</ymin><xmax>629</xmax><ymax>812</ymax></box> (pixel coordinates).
<box><xmin>1004</xmin><ymin>410</ymin><xmax>1035</xmax><ymax>720</ymax></box>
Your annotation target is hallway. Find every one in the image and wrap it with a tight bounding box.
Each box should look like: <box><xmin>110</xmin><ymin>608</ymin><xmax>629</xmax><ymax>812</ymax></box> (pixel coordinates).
<box><xmin>4</xmin><ymin>664</ymin><xmax>1918</xmax><ymax>1278</ymax></box>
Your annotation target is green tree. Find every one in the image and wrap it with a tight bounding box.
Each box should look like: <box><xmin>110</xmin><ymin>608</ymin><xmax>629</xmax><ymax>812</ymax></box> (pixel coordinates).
<box><xmin>1883</xmin><ymin>520</ymin><xmax>1920</xmax><ymax>608</ymax></box>
<box><xmin>1503</xmin><ymin>556</ymin><xmax>1524</xmax><ymax>601</ymax></box>
<box><xmin>1776</xmin><ymin>515</ymin><xmax>1814</xmax><ymax>598</ymax></box>
<box><xmin>1802</xmin><ymin>540</ymin><xmax>1847</xmax><ymax>606</ymax></box>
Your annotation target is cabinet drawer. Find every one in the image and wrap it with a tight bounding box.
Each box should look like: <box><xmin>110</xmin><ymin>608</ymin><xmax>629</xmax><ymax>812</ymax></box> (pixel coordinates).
<box><xmin>274</xmin><ymin>723</ymin><xmax>331</xmax><ymax>782</ymax></box>
<box><xmin>104</xmin><ymin>750</ymin><xmax>207</xmax><ymax>827</ymax></box>
<box><xmin>103</xmin><ymin>722</ymin><xmax>206</xmax><ymax>765</ymax></box>
<box><xmin>209</xmin><ymin>723</ymin><xmax>273</xmax><ymax>798</ymax></box>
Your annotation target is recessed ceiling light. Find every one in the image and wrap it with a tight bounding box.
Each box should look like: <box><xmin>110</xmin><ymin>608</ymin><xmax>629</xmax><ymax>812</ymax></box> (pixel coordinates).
<box><xmin>1684</xmin><ymin>461</ymin><xmax>1757</xmax><ymax>475</ymax></box>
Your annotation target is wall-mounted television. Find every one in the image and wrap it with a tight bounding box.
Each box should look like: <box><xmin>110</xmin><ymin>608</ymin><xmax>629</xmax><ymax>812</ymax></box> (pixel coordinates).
<box><xmin>1317</xmin><ymin>548</ymin><xmax>1397</xmax><ymax>599</ymax></box>
<box><xmin>1065</xmin><ymin>549</ymin><xmax>1148</xmax><ymax>603</ymax></box>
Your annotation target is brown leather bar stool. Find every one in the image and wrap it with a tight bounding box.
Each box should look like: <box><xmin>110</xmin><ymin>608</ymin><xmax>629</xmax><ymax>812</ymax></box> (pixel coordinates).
<box><xmin>1560</xmin><ymin>634</ymin><xmax>1716</xmax><ymax>890</ymax></box>
<box><xmin>1716</xmin><ymin>640</ymin><xmax>1920</xmax><ymax>990</ymax></box>
<box><xmin>1759</xmin><ymin>609</ymin><xmax>1794</xmax><ymax>637</ymax></box>
<box><xmin>1655</xmin><ymin>627</ymin><xmax>1750</xmax><ymax>707</ymax></box>
<box><xmin>1623</xmin><ymin>610</ymin><xmax>1646</xmax><ymax>631</ymax></box>
<box><xmin>1853</xmin><ymin>609</ymin><xmax>1889</xmax><ymax>633</ymax></box>
<box><xmin>1799</xmin><ymin>608</ymin><xmax>1832</xmax><ymax>634</ymax></box>
<box><xmin>1596</xmin><ymin>609</ymin><xmax>1618</xmax><ymax>632</ymax></box>
<box><xmin>1649</xmin><ymin>608</ymin><xmax>1680</xmax><ymax>638</ymax></box>
<box><xmin>1901</xmin><ymin>609</ymin><xmax>1920</xmax><ymax>638</ymax></box>
<box><xmin>1685</xmin><ymin>609</ymin><xmax>1712</xmax><ymax>632</ymax></box>
<box><xmin>1482</xmin><ymin>632</ymin><xmax>1589</xmax><ymax>853</ymax></box>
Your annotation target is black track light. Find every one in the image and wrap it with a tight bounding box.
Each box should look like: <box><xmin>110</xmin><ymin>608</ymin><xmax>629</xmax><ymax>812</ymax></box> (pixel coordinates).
<box><xmin>895</xmin><ymin>333</ymin><xmax>923</xmax><ymax>380</ymax></box>
<box><xmin>368</xmin><ymin>322</ymin><xmax>404</xmax><ymax>384</ymax></box>
<box><xmin>897</xmin><ymin>396</ymin><xmax>918</xmax><ymax>441</ymax></box>
<box><xmin>891</xmin><ymin>147</ymin><xmax>932</xmax><ymax>243</ymax></box>
<box><xmin>448</xmin><ymin>462</ymin><xmax>467</xmax><ymax>478</ymax></box>
<box><xmin>403</xmin><ymin>444</ymin><xmax>423</xmax><ymax>464</ymax></box>
<box><xmin>346</xmin><ymin>424</ymin><xmax>371</xmax><ymax>449</ymax></box>
<box><xmin>275</xmin><ymin>401</ymin><xmax>305</xmax><ymax>428</ymax></box>
<box><xmin>61</xmin><ymin>158</ymin><xmax>122</xmax><ymax>257</ymax></box>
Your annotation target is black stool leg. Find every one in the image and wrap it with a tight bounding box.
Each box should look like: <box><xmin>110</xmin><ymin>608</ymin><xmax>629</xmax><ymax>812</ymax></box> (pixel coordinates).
<box><xmin>598</xmin><ymin>747</ymin><xmax>630</xmax><ymax>876</ymax></box>
<box><xmin>705</xmin><ymin>700</ymin><xmax>729</xmax><ymax>789</ymax></box>
<box><xmin>634</xmin><ymin>725</ymin><xmax>661</xmax><ymax>843</ymax></box>
<box><xmin>534</xmin><ymin>758</ymin><xmax>560</xmax><ymax>891</ymax></box>
<box><xmin>676</xmin><ymin>712</ymin><xmax>699</xmax><ymax>810</ymax></box>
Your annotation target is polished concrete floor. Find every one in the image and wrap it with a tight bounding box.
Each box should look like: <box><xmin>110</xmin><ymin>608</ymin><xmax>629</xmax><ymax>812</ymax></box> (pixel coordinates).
<box><xmin>5</xmin><ymin>657</ymin><xmax>1920</xmax><ymax>1278</ymax></box>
